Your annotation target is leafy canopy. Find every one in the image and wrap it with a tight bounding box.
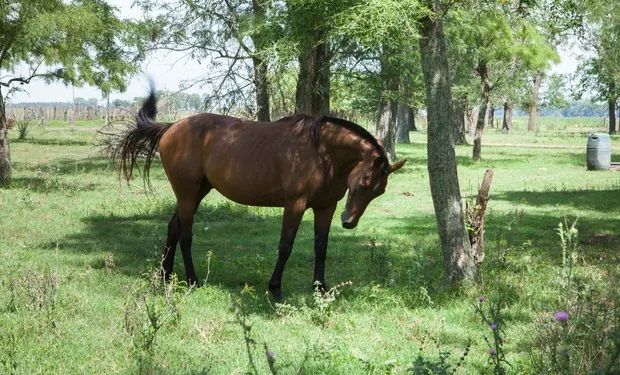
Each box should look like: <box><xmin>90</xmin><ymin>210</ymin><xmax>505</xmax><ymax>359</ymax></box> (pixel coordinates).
<box><xmin>0</xmin><ymin>0</ymin><xmax>144</xmax><ymax>94</ymax></box>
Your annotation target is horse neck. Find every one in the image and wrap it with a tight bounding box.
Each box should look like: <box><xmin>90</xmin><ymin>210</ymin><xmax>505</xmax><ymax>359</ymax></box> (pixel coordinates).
<box><xmin>320</xmin><ymin>122</ymin><xmax>374</xmax><ymax>174</ymax></box>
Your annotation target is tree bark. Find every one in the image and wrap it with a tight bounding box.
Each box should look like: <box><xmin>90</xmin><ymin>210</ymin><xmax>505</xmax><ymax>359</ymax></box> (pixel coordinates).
<box><xmin>608</xmin><ymin>97</ymin><xmax>617</xmax><ymax>134</ymax></box>
<box><xmin>376</xmin><ymin>52</ymin><xmax>398</xmax><ymax>160</ymax></box>
<box><xmin>376</xmin><ymin>95</ymin><xmax>398</xmax><ymax>160</ymax></box>
<box><xmin>0</xmin><ymin>87</ymin><xmax>10</xmax><ymax>185</ymax></box>
<box><xmin>473</xmin><ymin>62</ymin><xmax>491</xmax><ymax>161</ymax></box>
<box><xmin>488</xmin><ymin>104</ymin><xmax>495</xmax><ymax>128</ymax></box>
<box><xmin>251</xmin><ymin>0</ymin><xmax>271</xmax><ymax>122</ymax></box>
<box><xmin>419</xmin><ymin>1</ymin><xmax>475</xmax><ymax>283</ymax></box>
<box><xmin>468</xmin><ymin>106</ymin><xmax>478</xmax><ymax>137</ymax></box>
<box><xmin>453</xmin><ymin>101</ymin><xmax>467</xmax><ymax>145</ymax></box>
<box><xmin>409</xmin><ymin>107</ymin><xmax>417</xmax><ymax>131</ymax></box>
<box><xmin>502</xmin><ymin>101</ymin><xmax>512</xmax><ymax>133</ymax></box>
<box><xmin>464</xmin><ymin>99</ymin><xmax>473</xmax><ymax>135</ymax></box>
<box><xmin>252</xmin><ymin>56</ymin><xmax>271</xmax><ymax>122</ymax></box>
<box><xmin>396</xmin><ymin>102</ymin><xmax>411</xmax><ymax>144</ymax></box>
<box><xmin>527</xmin><ymin>72</ymin><xmax>542</xmax><ymax>132</ymax></box>
<box><xmin>295</xmin><ymin>30</ymin><xmax>330</xmax><ymax>117</ymax></box>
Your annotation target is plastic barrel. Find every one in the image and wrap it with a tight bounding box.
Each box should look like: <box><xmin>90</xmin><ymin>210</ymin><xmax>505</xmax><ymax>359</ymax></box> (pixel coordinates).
<box><xmin>586</xmin><ymin>133</ymin><xmax>611</xmax><ymax>170</ymax></box>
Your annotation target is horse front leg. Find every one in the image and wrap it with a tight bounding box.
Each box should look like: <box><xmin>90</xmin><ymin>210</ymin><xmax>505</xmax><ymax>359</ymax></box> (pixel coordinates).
<box><xmin>312</xmin><ymin>204</ymin><xmax>337</xmax><ymax>293</ymax></box>
<box><xmin>268</xmin><ymin>200</ymin><xmax>306</xmax><ymax>300</ymax></box>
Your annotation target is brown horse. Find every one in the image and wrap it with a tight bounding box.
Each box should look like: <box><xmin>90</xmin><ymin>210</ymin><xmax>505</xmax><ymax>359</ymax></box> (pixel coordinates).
<box><xmin>111</xmin><ymin>91</ymin><xmax>405</xmax><ymax>299</ymax></box>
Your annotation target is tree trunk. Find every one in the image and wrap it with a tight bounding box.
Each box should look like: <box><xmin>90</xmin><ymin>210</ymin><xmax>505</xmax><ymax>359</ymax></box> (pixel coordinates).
<box><xmin>251</xmin><ymin>0</ymin><xmax>271</xmax><ymax>122</ymax></box>
<box><xmin>469</xmin><ymin>106</ymin><xmax>478</xmax><ymax>137</ymax></box>
<box><xmin>0</xmin><ymin>87</ymin><xmax>10</xmax><ymax>185</ymax></box>
<box><xmin>527</xmin><ymin>72</ymin><xmax>542</xmax><ymax>132</ymax></box>
<box><xmin>464</xmin><ymin>100</ymin><xmax>473</xmax><ymax>135</ymax></box>
<box><xmin>295</xmin><ymin>31</ymin><xmax>330</xmax><ymax>117</ymax></box>
<box><xmin>473</xmin><ymin>62</ymin><xmax>491</xmax><ymax>161</ymax></box>
<box><xmin>409</xmin><ymin>107</ymin><xmax>417</xmax><ymax>131</ymax></box>
<box><xmin>608</xmin><ymin>97</ymin><xmax>617</xmax><ymax>134</ymax></box>
<box><xmin>467</xmin><ymin>169</ymin><xmax>494</xmax><ymax>265</ymax></box>
<box><xmin>488</xmin><ymin>104</ymin><xmax>495</xmax><ymax>128</ymax></box>
<box><xmin>376</xmin><ymin>53</ymin><xmax>398</xmax><ymax>160</ymax></box>
<box><xmin>453</xmin><ymin>101</ymin><xmax>467</xmax><ymax>145</ymax></box>
<box><xmin>419</xmin><ymin>1</ymin><xmax>475</xmax><ymax>283</ymax></box>
<box><xmin>252</xmin><ymin>56</ymin><xmax>271</xmax><ymax>122</ymax></box>
<box><xmin>396</xmin><ymin>102</ymin><xmax>410</xmax><ymax>144</ymax></box>
<box><xmin>377</xmin><ymin>96</ymin><xmax>398</xmax><ymax>160</ymax></box>
<box><xmin>502</xmin><ymin>101</ymin><xmax>512</xmax><ymax>133</ymax></box>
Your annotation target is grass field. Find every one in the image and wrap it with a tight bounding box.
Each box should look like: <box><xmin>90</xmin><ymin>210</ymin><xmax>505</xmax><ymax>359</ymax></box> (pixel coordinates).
<box><xmin>0</xmin><ymin>116</ymin><xmax>619</xmax><ymax>374</ymax></box>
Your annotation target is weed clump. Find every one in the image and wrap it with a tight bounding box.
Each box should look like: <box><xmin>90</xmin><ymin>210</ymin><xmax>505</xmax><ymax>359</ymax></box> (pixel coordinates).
<box><xmin>123</xmin><ymin>270</ymin><xmax>193</xmax><ymax>374</ymax></box>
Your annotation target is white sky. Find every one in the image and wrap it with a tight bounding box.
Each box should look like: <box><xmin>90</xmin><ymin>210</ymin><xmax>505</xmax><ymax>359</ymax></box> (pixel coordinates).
<box><xmin>6</xmin><ymin>1</ymin><xmax>582</xmax><ymax>104</ymax></box>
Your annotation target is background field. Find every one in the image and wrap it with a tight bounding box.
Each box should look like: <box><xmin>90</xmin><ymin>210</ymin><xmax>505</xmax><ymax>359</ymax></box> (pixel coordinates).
<box><xmin>0</xmin><ymin>116</ymin><xmax>618</xmax><ymax>374</ymax></box>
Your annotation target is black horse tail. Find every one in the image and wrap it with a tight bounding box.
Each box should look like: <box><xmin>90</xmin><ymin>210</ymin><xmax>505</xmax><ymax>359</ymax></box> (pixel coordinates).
<box><xmin>109</xmin><ymin>89</ymin><xmax>172</xmax><ymax>188</ymax></box>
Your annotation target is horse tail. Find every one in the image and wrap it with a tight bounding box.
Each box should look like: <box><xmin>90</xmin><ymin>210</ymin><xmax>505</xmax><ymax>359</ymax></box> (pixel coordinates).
<box><xmin>109</xmin><ymin>89</ymin><xmax>172</xmax><ymax>188</ymax></box>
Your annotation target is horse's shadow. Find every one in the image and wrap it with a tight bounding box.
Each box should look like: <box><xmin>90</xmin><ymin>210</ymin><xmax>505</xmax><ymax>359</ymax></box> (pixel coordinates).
<box><xmin>47</xmin><ymin>199</ymin><xmax>445</xmax><ymax>314</ymax></box>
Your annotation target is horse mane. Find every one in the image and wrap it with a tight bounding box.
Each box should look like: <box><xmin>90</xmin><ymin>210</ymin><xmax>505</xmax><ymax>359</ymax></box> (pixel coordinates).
<box><xmin>277</xmin><ymin>114</ymin><xmax>387</xmax><ymax>159</ymax></box>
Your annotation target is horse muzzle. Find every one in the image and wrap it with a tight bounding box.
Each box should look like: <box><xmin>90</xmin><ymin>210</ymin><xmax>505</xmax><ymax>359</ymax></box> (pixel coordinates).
<box><xmin>341</xmin><ymin>210</ymin><xmax>357</xmax><ymax>229</ymax></box>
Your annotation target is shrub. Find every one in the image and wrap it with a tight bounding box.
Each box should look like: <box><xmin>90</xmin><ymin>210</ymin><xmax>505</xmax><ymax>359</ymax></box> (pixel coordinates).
<box><xmin>14</xmin><ymin>120</ymin><xmax>32</xmax><ymax>140</ymax></box>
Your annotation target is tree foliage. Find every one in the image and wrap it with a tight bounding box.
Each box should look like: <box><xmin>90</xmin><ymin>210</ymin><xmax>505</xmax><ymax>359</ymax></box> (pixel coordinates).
<box><xmin>0</xmin><ymin>0</ymin><xmax>143</xmax><ymax>93</ymax></box>
<box><xmin>0</xmin><ymin>0</ymin><xmax>145</xmax><ymax>185</ymax></box>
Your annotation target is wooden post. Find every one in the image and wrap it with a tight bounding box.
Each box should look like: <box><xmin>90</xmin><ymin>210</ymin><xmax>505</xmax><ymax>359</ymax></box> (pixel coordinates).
<box><xmin>467</xmin><ymin>169</ymin><xmax>494</xmax><ymax>265</ymax></box>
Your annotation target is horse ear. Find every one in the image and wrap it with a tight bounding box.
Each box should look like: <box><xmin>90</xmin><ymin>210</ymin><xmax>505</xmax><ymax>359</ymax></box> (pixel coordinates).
<box><xmin>389</xmin><ymin>159</ymin><xmax>406</xmax><ymax>174</ymax></box>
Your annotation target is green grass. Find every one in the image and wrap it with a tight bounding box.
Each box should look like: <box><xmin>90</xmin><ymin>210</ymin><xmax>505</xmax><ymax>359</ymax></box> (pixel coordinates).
<box><xmin>0</xmin><ymin>117</ymin><xmax>618</xmax><ymax>374</ymax></box>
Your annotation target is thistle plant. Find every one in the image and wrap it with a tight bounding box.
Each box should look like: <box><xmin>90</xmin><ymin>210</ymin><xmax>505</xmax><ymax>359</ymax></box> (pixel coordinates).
<box><xmin>474</xmin><ymin>296</ymin><xmax>510</xmax><ymax>375</ymax></box>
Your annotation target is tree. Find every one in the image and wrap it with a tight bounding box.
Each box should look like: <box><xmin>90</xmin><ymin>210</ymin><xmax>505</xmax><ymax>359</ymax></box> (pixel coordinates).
<box><xmin>0</xmin><ymin>0</ymin><xmax>142</xmax><ymax>185</ymax></box>
<box><xmin>334</xmin><ymin>0</ymin><xmax>423</xmax><ymax>160</ymax></box>
<box><xmin>419</xmin><ymin>0</ymin><xmax>476</xmax><ymax>282</ymax></box>
<box><xmin>138</xmin><ymin>0</ymin><xmax>278</xmax><ymax>120</ymax></box>
<box><xmin>573</xmin><ymin>0</ymin><xmax>620</xmax><ymax>134</ymax></box>
<box><xmin>112</xmin><ymin>98</ymin><xmax>131</xmax><ymax>108</ymax></box>
<box><xmin>518</xmin><ymin>0</ymin><xmax>570</xmax><ymax>132</ymax></box>
<box><xmin>447</xmin><ymin>2</ymin><xmax>557</xmax><ymax>159</ymax></box>
<box><xmin>285</xmin><ymin>0</ymin><xmax>356</xmax><ymax>117</ymax></box>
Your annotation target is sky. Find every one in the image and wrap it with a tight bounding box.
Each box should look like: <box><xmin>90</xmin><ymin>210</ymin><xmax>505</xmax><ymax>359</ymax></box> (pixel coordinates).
<box><xmin>6</xmin><ymin>1</ymin><xmax>582</xmax><ymax>104</ymax></box>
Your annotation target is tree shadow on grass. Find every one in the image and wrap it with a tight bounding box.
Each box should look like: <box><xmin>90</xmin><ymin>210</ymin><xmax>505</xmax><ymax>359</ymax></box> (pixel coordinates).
<box><xmin>11</xmin><ymin>137</ymin><xmax>93</xmax><ymax>147</ymax></box>
<box><xmin>496</xmin><ymin>188</ymin><xmax>620</xmax><ymax>214</ymax></box>
<box><xmin>47</xmin><ymin>199</ymin><xmax>448</xmax><ymax>315</ymax></box>
<box><xmin>14</xmin><ymin>156</ymin><xmax>115</xmax><ymax>175</ymax></box>
<box><xmin>5</xmin><ymin>176</ymin><xmax>98</xmax><ymax>193</ymax></box>
<box><xmin>45</xmin><ymin>185</ymin><xmax>620</xmax><ymax>317</ymax></box>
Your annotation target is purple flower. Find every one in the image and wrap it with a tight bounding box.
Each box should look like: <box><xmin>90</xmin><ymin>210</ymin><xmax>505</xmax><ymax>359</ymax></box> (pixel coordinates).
<box><xmin>478</xmin><ymin>296</ymin><xmax>486</xmax><ymax>303</ymax></box>
<box><xmin>490</xmin><ymin>323</ymin><xmax>498</xmax><ymax>331</ymax></box>
<box><xmin>488</xmin><ymin>348</ymin><xmax>497</xmax><ymax>356</ymax></box>
<box><xmin>554</xmin><ymin>311</ymin><xmax>569</xmax><ymax>322</ymax></box>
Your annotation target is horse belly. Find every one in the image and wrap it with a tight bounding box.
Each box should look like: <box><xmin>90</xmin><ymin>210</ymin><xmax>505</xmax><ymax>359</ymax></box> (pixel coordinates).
<box><xmin>208</xmin><ymin>172</ymin><xmax>286</xmax><ymax>207</ymax></box>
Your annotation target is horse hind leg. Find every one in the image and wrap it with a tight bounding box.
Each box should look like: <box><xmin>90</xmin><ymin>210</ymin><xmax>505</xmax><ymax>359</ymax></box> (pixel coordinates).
<box><xmin>161</xmin><ymin>208</ymin><xmax>180</xmax><ymax>281</ymax></box>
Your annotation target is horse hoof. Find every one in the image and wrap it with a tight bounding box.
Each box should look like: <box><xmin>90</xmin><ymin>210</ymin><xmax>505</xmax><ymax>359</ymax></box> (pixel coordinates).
<box><xmin>269</xmin><ymin>287</ymin><xmax>283</xmax><ymax>301</ymax></box>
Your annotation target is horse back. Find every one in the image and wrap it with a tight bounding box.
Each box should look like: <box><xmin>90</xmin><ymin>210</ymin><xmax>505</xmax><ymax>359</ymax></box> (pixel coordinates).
<box><xmin>159</xmin><ymin>113</ymin><xmax>327</xmax><ymax>207</ymax></box>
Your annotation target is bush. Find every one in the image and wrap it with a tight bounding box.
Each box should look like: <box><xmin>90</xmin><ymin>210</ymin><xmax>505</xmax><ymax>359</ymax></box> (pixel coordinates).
<box><xmin>14</xmin><ymin>120</ymin><xmax>32</xmax><ymax>140</ymax></box>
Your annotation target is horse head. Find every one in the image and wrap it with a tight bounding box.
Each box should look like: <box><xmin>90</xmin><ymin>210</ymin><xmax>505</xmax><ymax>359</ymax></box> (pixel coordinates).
<box><xmin>341</xmin><ymin>153</ymin><xmax>406</xmax><ymax>229</ymax></box>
